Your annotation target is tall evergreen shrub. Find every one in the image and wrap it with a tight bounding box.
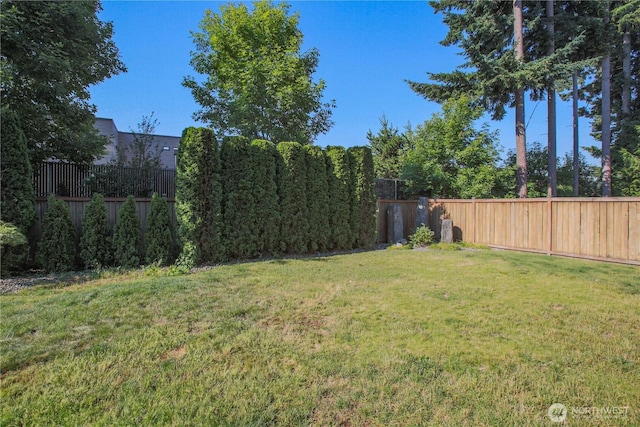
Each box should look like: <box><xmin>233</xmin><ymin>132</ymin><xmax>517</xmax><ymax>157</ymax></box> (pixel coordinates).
<box><xmin>145</xmin><ymin>193</ymin><xmax>175</xmax><ymax>266</ymax></box>
<box><xmin>251</xmin><ymin>140</ymin><xmax>281</xmax><ymax>255</ymax></box>
<box><xmin>112</xmin><ymin>195</ymin><xmax>142</xmax><ymax>268</ymax></box>
<box><xmin>79</xmin><ymin>193</ymin><xmax>112</xmax><ymax>269</ymax></box>
<box><xmin>277</xmin><ymin>142</ymin><xmax>309</xmax><ymax>254</ymax></box>
<box><xmin>0</xmin><ymin>108</ymin><xmax>36</xmax><ymax>270</ymax></box>
<box><xmin>220</xmin><ymin>136</ymin><xmax>259</xmax><ymax>259</ymax></box>
<box><xmin>304</xmin><ymin>145</ymin><xmax>330</xmax><ymax>252</ymax></box>
<box><xmin>348</xmin><ymin>146</ymin><xmax>377</xmax><ymax>248</ymax></box>
<box><xmin>37</xmin><ymin>195</ymin><xmax>77</xmax><ymax>272</ymax></box>
<box><xmin>325</xmin><ymin>146</ymin><xmax>353</xmax><ymax>250</ymax></box>
<box><xmin>175</xmin><ymin>127</ymin><xmax>223</xmax><ymax>266</ymax></box>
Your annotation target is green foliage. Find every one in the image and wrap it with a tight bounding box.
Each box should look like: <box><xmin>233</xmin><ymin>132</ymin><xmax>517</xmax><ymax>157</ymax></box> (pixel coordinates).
<box><xmin>37</xmin><ymin>195</ymin><xmax>77</xmax><ymax>273</ymax></box>
<box><xmin>347</xmin><ymin>146</ymin><xmax>377</xmax><ymax>249</ymax></box>
<box><xmin>504</xmin><ymin>143</ymin><xmax>600</xmax><ymax>197</ymax></box>
<box><xmin>145</xmin><ymin>193</ymin><xmax>175</xmax><ymax>266</ymax></box>
<box><xmin>367</xmin><ymin>115</ymin><xmax>408</xmax><ymax>179</ymax></box>
<box><xmin>176</xmin><ymin>127</ymin><xmax>223</xmax><ymax>264</ymax></box>
<box><xmin>107</xmin><ymin>113</ymin><xmax>163</xmax><ymax>198</ymax></box>
<box><xmin>277</xmin><ymin>142</ymin><xmax>309</xmax><ymax>254</ymax></box>
<box><xmin>303</xmin><ymin>145</ymin><xmax>330</xmax><ymax>252</ymax></box>
<box><xmin>79</xmin><ymin>193</ymin><xmax>112</xmax><ymax>269</ymax></box>
<box><xmin>325</xmin><ymin>146</ymin><xmax>353</xmax><ymax>250</ymax></box>
<box><xmin>251</xmin><ymin>140</ymin><xmax>281</xmax><ymax>255</ymax></box>
<box><xmin>221</xmin><ymin>137</ymin><xmax>259</xmax><ymax>259</ymax></box>
<box><xmin>183</xmin><ymin>0</ymin><xmax>334</xmax><ymax>144</ymax></box>
<box><xmin>0</xmin><ymin>108</ymin><xmax>36</xmax><ymax>238</ymax></box>
<box><xmin>0</xmin><ymin>0</ymin><xmax>126</xmax><ymax>165</ymax></box>
<box><xmin>409</xmin><ymin>225</ymin><xmax>435</xmax><ymax>248</ymax></box>
<box><xmin>112</xmin><ymin>196</ymin><xmax>142</xmax><ymax>269</ymax></box>
<box><xmin>401</xmin><ymin>96</ymin><xmax>508</xmax><ymax>199</ymax></box>
<box><xmin>0</xmin><ymin>221</ymin><xmax>29</xmax><ymax>276</ymax></box>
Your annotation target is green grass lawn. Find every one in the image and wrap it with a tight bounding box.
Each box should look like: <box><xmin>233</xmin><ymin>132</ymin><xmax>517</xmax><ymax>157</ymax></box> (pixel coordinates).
<box><xmin>1</xmin><ymin>249</ymin><xmax>639</xmax><ymax>426</ymax></box>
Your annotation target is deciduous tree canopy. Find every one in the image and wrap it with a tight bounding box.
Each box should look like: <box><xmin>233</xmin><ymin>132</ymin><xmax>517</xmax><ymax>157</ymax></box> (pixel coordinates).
<box><xmin>0</xmin><ymin>0</ymin><xmax>126</xmax><ymax>165</ymax></box>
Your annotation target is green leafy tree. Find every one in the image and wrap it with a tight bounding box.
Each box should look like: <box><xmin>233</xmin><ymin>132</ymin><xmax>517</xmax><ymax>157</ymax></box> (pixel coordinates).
<box><xmin>109</xmin><ymin>112</ymin><xmax>163</xmax><ymax>197</ymax></box>
<box><xmin>79</xmin><ymin>193</ymin><xmax>112</xmax><ymax>269</ymax></box>
<box><xmin>366</xmin><ymin>115</ymin><xmax>408</xmax><ymax>179</ymax></box>
<box><xmin>145</xmin><ymin>193</ymin><xmax>175</xmax><ymax>266</ymax></box>
<box><xmin>37</xmin><ymin>195</ymin><xmax>77</xmax><ymax>272</ymax></box>
<box><xmin>505</xmin><ymin>142</ymin><xmax>600</xmax><ymax>197</ymax></box>
<box><xmin>251</xmin><ymin>140</ymin><xmax>281</xmax><ymax>255</ymax></box>
<box><xmin>0</xmin><ymin>108</ymin><xmax>36</xmax><ymax>239</ymax></box>
<box><xmin>0</xmin><ymin>0</ymin><xmax>126</xmax><ymax>165</ymax></box>
<box><xmin>304</xmin><ymin>145</ymin><xmax>330</xmax><ymax>252</ymax></box>
<box><xmin>221</xmin><ymin>136</ymin><xmax>259</xmax><ymax>259</ymax></box>
<box><xmin>401</xmin><ymin>96</ymin><xmax>508</xmax><ymax>199</ymax></box>
<box><xmin>175</xmin><ymin>127</ymin><xmax>223</xmax><ymax>266</ymax></box>
<box><xmin>348</xmin><ymin>147</ymin><xmax>377</xmax><ymax>249</ymax></box>
<box><xmin>112</xmin><ymin>195</ymin><xmax>142</xmax><ymax>268</ymax></box>
<box><xmin>325</xmin><ymin>146</ymin><xmax>353</xmax><ymax>250</ymax></box>
<box><xmin>277</xmin><ymin>142</ymin><xmax>309</xmax><ymax>254</ymax></box>
<box><xmin>183</xmin><ymin>0</ymin><xmax>335</xmax><ymax>144</ymax></box>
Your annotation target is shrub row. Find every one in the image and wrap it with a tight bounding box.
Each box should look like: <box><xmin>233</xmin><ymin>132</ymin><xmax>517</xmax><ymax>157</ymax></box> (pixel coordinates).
<box><xmin>176</xmin><ymin>128</ymin><xmax>376</xmax><ymax>264</ymax></box>
<box><xmin>36</xmin><ymin>193</ymin><xmax>176</xmax><ymax>273</ymax></box>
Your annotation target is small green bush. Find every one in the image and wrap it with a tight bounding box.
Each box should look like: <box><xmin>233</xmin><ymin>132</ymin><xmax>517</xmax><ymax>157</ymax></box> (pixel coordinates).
<box><xmin>112</xmin><ymin>195</ymin><xmax>142</xmax><ymax>269</ymax></box>
<box><xmin>80</xmin><ymin>193</ymin><xmax>112</xmax><ymax>269</ymax></box>
<box><xmin>409</xmin><ymin>225</ymin><xmax>435</xmax><ymax>248</ymax></box>
<box><xmin>0</xmin><ymin>221</ymin><xmax>29</xmax><ymax>276</ymax></box>
<box><xmin>37</xmin><ymin>195</ymin><xmax>77</xmax><ymax>272</ymax></box>
<box><xmin>145</xmin><ymin>193</ymin><xmax>175</xmax><ymax>266</ymax></box>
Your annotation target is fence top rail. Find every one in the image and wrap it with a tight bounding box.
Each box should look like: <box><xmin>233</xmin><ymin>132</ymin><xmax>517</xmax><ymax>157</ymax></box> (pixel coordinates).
<box><xmin>377</xmin><ymin>199</ymin><xmax>419</xmax><ymax>204</ymax></box>
<box><xmin>429</xmin><ymin>197</ymin><xmax>640</xmax><ymax>203</ymax></box>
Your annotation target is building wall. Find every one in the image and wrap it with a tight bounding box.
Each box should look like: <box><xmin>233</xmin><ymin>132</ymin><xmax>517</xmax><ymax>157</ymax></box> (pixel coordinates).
<box><xmin>94</xmin><ymin>118</ymin><xmax>181</xmax><ymax>170</ymax></box>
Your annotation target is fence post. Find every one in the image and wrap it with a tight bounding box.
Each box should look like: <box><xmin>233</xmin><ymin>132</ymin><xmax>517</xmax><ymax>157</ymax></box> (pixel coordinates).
<box><xmin>472</xmin><ymin>198</ymin><xmax>477</xmax><ymax>244</ymax></box>
<box><xmin>547</xmin><ymin>198</ymin><xmax>553</xmax><ymax>255</ymax></box>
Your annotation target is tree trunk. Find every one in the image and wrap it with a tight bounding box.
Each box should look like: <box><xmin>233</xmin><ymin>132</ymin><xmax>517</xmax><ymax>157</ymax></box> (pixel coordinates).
<box><xmin>602</xmin><ymin>9</ymin><xmax>612</xmax><ymax>197</ymax></box>
<box><xmin>514</xmin><ymin>0</ymin><xmax>527</xmax><ymax>198</ymax></box>
<box><xmin>572</xmin><ymin>70</ymin><xmax>579</xmax><ymax>197</ymax></box>
<box><xmin>622</xmin><ymin>29</ymin><xmax>631</xmax><ymax>118</ymax></box>
<box><xmin>546</xmin><ymin>0</ymin><xmax>557</xmax><ymax>197</ymax></box>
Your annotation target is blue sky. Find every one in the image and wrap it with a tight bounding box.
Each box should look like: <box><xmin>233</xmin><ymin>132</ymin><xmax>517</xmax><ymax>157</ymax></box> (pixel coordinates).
<box><xmin>90</xmin><ymin>0</ymin><xmax>597</xmax><ymax>162</ymax></box>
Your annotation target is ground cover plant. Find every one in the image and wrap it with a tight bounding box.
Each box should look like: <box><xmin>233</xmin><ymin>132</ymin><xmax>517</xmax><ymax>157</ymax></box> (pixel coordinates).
<box><xmin>1</xmin><ymin>250</ymin><xmax>638</xmax><ymax>426</ymax></box>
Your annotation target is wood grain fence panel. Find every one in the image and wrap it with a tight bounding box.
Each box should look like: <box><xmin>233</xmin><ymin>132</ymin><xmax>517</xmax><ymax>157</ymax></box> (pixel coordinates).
<box><xmin>630</xmin><ymin>202</ymin><xmax>639</xmax><ymax>261</ymax></box>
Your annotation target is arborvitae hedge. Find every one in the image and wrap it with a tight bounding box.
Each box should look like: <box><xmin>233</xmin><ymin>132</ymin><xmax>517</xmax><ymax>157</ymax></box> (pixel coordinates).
<box><xmin>145</xmin><ymin>193</ymin><xmax>175</xmax><ymax>266</ymax></box>
<box><xmin>79</xmin><ymin>193</ymin><xmax>112</xmax><ymax>269</ymax></box>
<box><xmin>325</xmin><ymin>146</ymin><xmax>353</xmax><ymax>250</ymax></box>
<box><xmin>221</xmin><ymin>136</ymin><xmax>259</xmax><ymax>259</ymax></box>
<box><xmin>348</xmin><ymin>146</ymin><xmax>377</xmax><ymax>248</ymax></box>
<box><xmin>176</xmin><ymin>127</ymin><xmax>223</xmax><ymax>266</ymax></box>
<box><xmin>112</xmin><ymin>195</ymin><xmax>142</xmax><ymax>268</ymax></box>
<box><xmin>37</xmin><ymin>195</ymin><xmax>77</xmax><ymax>272</ymax></box>
<box><xmin>0</xmin><ymin>108</ymin><xmax>36</xmax><ymax>265</ymax></box>
<box><xmin>277</xmin><ymin>142</ymin><xmax>309</xmax><ymax>254</ymax></box>
<box><xmin>304</xmin><ymin>145</ymin><xmax>330</xmax><ymax>252</ymax></box>
<box><xmin>251</xmin><ymin>140</ymin><xmax>281</xmax><ymax>255</ymax></box>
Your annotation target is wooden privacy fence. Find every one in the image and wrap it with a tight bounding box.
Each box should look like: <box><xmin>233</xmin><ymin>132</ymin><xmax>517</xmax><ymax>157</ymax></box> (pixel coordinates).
<box><xmin>34</xmin><ymin>197</ymin><xmax>176</xmax><ymax>242</ymax></box>
<box><xmin>377</xmin><ymin>198</ymin><xmax>640</xmax><ymax>265</ymax></box>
